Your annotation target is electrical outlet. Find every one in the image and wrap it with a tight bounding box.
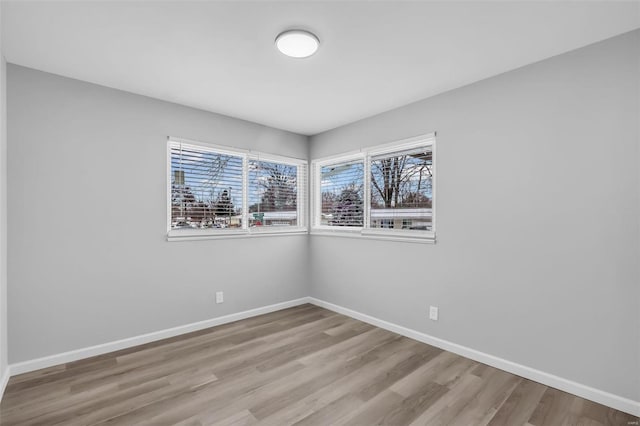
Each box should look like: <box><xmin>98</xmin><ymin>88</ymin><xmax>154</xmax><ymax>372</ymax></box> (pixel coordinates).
<box><xmin>216</xmin><ymin>291</ymin><xmax>224</xmax><ymax>304</ymax></box>
<box><xmin>429</xmin><ymin>306</ymin><xmax>439</xmax><ymax>321</ymax></box>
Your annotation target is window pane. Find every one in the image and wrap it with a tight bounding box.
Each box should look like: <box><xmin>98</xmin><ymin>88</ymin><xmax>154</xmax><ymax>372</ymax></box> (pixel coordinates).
<box><xmin>248</xmin><ymin>160</ymin><xmax>298</xmax><ymax>227</ymax></box>
<box><xmin>320</xmin><ymin>160</ymin><xmax>364</xmax><ymax>227</ymax></box>
<box><xmin>370</xmin><ymin>147</ymin><xmax>433</xmax><ymax>231</ymax></box>
<box><xmin>170</xmin><ymin>144</ymin><xmax>243</xmax><ymax>229</ymax></box>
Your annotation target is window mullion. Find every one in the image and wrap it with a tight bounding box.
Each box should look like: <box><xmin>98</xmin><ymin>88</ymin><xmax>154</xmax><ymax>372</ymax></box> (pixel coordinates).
<box><xmin>311</xmin><ymin>162</ymin><xmax>317</xmax><ymax>227</ymax></box>
<box><xmin>300</xmin><ymin>163</ymin><xmax>308</xmax><ymax>228</ymax></box>
<box><xmin>242</xmin><ymin>154</ymin><xmax>248</xmax><ymax>231</ymax></box>
<box><xmin>363</xmin><ymin>154</ymin><xmax>371</xmax><ymax>230</ymax></box>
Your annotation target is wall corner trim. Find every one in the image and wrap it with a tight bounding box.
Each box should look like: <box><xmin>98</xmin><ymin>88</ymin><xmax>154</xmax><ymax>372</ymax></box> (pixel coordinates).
<box><xmin>8</xmin><ymin>297</ymin><xmax>311</xmax><ymax>377</ymax></box>
<box><xmin>307</xmin><ymin>297</ymin><xmax>640</xmax><ymax>417</ymax></box>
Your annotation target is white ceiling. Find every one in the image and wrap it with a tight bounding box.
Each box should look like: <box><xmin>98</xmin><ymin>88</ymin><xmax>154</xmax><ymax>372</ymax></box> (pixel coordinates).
<box><xmin>2</xmin><ymin>1</ymin><xmax>639</xmax><ymax>135</ymax></box>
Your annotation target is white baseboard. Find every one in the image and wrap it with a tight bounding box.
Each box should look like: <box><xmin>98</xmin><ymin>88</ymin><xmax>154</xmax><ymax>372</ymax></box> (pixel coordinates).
<box><xmin>9</xmin><ymin>297</ymin><xmax>311</xmax><ymax>376</ymax></box>
<box><xmin>308</xmin><ymin>297</ymin><xmax>640</xmax><ymax>417</ymax></box>
<box><xmin>5</xmin><ymin>296</ymin><xmax>638</xmax><ymax>417</ymax></box>
<box><xmin>0</xmin><ymin>366</ymin><xmax>9</xmax><ymax>401</ymax></box>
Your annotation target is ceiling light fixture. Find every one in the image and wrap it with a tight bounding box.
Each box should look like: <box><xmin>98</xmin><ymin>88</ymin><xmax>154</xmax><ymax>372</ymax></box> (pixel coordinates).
<box><xmin>275</xmin><ymin>30</ymin><xmax>319</xmax><ymax>58</ymax></box>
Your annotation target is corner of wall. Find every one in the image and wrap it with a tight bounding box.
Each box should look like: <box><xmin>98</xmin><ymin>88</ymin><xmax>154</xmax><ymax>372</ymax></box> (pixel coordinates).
<box><xmin>636</xmin><ymin>29</ymin><xmax>640</xmax><ymax>404</ymax></box>
<box><xmin>306</xmin><ymin>133</ymin><xmax>317</xmax><ymax>300</ymax></box>
<box><xmin>0</xmin><ymin>0</ymin><xmax>10</xmax><ymax>399</ymax></box>
<box><xmin>305</xmin><ymin>133</ymin><xmax>313</xmax><ymax>299</ymax></box>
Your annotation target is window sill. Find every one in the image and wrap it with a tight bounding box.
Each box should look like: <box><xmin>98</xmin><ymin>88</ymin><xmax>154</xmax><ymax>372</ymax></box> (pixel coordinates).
<box><xmin>167</xmin><ymin>227</ymin><xmax>308</xmax><ymax>242</ymax></box>
<box><xmin>310</xmin><ymin>229</ymin><xmax>436</xmax><ymax>244</ymax></box>
<box><xmin>166</xmin><ymin>227</ymin><xmax>435</xmax><ymax>244</ymax></box>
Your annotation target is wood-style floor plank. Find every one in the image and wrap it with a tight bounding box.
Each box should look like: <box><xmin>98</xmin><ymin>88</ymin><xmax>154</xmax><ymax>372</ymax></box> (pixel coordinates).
<box><xmin>488</xmin><ymin>378</ymin><xmax>548</xmax><ymax>426</ymax></box>
<box><xmin>0</xmin><ymin>304</ymin><xmax>636</xmax><ymax>426</ymax></box>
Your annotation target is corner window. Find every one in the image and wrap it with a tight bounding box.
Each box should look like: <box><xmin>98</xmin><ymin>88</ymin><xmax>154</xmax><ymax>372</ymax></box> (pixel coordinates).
<box><xmin>311</xmin><ymin>133</ymin><xmax>435</xmax><ymax>242</ymax></box>
<box><xmin>168</xmin><ymin>138</ymin><xmax>307</xmax><ymax>240</ymax></box>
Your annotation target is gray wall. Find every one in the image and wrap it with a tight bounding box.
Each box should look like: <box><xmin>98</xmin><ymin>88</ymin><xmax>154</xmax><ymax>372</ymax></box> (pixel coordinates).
<box><xmin>309</xmin><ymin>30</ymin><xmax>640</xmax><ymax>401</ymax></box>
<box><xmin>7</xmin><ymin>65</ymin><xmax>309</xmax><ymax>363</ymax></box>
<box><xmin>0</xmin><ymin>2</ymin><xmax>8</xmax><ymax>383</ymax></box>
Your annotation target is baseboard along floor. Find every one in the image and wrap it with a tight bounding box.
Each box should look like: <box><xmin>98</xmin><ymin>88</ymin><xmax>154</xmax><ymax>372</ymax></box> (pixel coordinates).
<box><xmin>0</xmin><ymin>303</ymin><xmax>637</xmax><ymax>425</ymax></box>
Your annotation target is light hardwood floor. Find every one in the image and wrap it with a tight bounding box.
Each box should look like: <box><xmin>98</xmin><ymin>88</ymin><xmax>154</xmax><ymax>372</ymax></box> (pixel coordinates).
<box><xmin>0</xmin><ymin>304</ymin><xmax>637</xmax><ymax>425</ymax></box>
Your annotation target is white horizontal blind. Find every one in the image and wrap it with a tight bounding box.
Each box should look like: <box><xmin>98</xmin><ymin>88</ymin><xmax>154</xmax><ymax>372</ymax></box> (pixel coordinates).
<box><xmin>170</xmin><ymin>142</ymin><xmax>244</xmax><ymax>230</ymax></box>
<box><xmin>319</xmin><ymin>160</ymin><xmax>365</xmax><ymax>227</ymax></box>
<box><xmin>248</xmin><ymin>158</ymin><xmax>301</xmax><ymax>227</ymax></box>
<box><xmin>370</xmin><ymin>146</ymin><xmax>433</xmax><ymax>231</ymax></box>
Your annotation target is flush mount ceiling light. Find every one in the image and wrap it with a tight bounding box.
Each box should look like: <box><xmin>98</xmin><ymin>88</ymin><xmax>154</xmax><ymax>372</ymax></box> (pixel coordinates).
<box><xmin>275</xmin><ymin>30</ymin><xmax>320</xmax><ymax>58</ymax></box>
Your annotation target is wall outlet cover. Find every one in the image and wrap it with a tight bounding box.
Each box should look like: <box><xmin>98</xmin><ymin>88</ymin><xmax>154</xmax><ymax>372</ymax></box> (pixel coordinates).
<box><xmin>429</xmin><ymin>306</ymin><xmax>438</xmax><ymax>321</ymax></box>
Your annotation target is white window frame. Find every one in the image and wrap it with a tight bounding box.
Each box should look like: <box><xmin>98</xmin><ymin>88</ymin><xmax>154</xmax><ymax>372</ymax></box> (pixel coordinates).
<box><xmin>246</xmin><ymin>151</ymin><xmax>308</xmax><ymax>236</ymax></box>
<box><xmin>311</xmin><ymin>133</ymin><xmax>436</xmax><ymax>243</ymax></box>
<box><xmin>311</xmin><ymin>151</ymin><xmax>366</xmax><ymax>235</ymax></box>
<box><xmin>167</xmin><ymin>137</ymin><xmax>308</xmax><ymax>241</ymax></box>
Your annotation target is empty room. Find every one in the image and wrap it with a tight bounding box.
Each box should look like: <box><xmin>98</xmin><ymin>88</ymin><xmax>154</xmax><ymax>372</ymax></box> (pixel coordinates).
<box><xmin>0</xmin><ymin>1</ymin><xmax>638</xmax><ymax>425</ymax></box>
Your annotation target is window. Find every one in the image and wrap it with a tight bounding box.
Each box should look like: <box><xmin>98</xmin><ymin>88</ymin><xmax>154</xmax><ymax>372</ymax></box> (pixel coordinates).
<box><xmin>311</xmin><ymin>133</ymin><xmax>435</xmax><ymax>242</ymax></box>
<box><xmin>319</xmin><ymin>159</ymin><xmax>364</xmax><ymax>227</ymax></box>
<box><xmin>168</xmin><ymin>138</ymin><xmax>307</xmax><ymax>240</ymax></box>
<box><xmin>369</xmin><ymin>145</ymin><xmax>433</xmax><ymax>232</ymax></box>
<box><xmin>170</xmin><ymin>143</ymin><xmax>244</xmax><ymax>231</ymax></box>
<box><xmin>248</xmin><ymin>159</ymin><xmax>300</xmax><ymax>228</ymax></box>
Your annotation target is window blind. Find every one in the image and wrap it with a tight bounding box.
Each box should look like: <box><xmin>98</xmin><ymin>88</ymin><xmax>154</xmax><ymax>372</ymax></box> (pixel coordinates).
<box><xmin>320</xmin><ymin>160</ymin><xmax>364</xmax><ymax>227</ymax></box>
<box><xmin>248</xmin><ymin>159</ymin><xmax>301</xmax><ymax>227</ymax></box>
<box><xmin>370</xmin><ymin>146</ymin><xmax>433</xmax><ymax>231</ymax></box>
<box><xmin>170</xmin><ymin>142</ymin><xmax>244</xmax><ymax>230</ymax></box>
